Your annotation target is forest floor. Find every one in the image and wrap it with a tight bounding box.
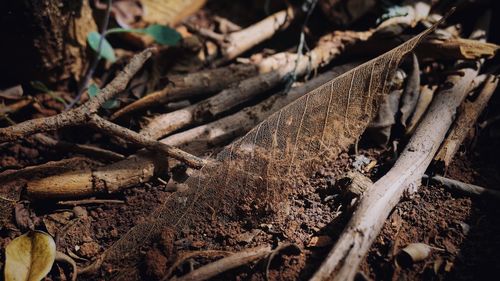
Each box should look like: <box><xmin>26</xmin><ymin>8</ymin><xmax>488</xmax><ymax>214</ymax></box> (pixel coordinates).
<box><xmin>1</xmin><ymin>1</ymin><xmax>500</xmax><ymax>281</ymax></box>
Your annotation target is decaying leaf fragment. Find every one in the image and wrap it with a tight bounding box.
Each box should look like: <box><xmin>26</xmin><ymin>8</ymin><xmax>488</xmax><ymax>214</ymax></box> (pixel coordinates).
<box><xmin>4</xmin><ymin>231</ymin><xmax>56</xmax><ymax>281</ymax></box>
<box><xmin>396</xmin><ymin>243</ymin><xmax>432</xmax><ymax>267</ymax></box>
<box><xmin>420</xmin><ymin>37</ymin><xmax>500</xmax><ymax>60</ymax></box>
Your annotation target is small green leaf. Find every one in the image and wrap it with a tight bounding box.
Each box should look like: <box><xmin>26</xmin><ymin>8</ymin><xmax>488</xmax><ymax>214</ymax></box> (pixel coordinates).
<box><xmin>103</xmin><ymin>99</ymin><xmax>120</xmax><ymax>109</ymax></box>
<box><xmin>88</xmin><ymin>84</ymin><xmax>100</xmax><ymax>98</ymax></box>
<box><xmin>142</xmin><ymin>24</ymin><xmax>181</xmax><ymax>45</ymax></box>
<box><xmin>87</xmin><ymin>31</ymin><xmax>116</xmax><ymax>62</ymax></box>
<box><xmin>30</xmin><ymin>81</ymin><xmax>50</xmax><ymax>93</ymax></box>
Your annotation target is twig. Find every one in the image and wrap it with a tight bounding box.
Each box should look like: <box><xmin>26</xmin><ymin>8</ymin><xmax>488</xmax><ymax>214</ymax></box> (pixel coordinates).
<box><xmin>211</xmin><ymin>7</ymin><xmax>298</xmax><ymax>66</ymax></box>
<box><xmin>89</xmin><ymin>115</ymin><xmax>205</xmax><ymax>168</ymax></box>
<box><xmin>0</xmin><ymin>49</ymin><xmax>150</xmax><ymax>141</ymax></box>
<box><xmin>67</xmin><ymin>0</ymin><xmax>113</xmax><ymax>110</ymax></box>
<box><xmin>57</xmin><ymin>199</ymin><xmax>125</xmax><ymax>206</ymax></box>
<box><xmin>159</xmin><ymin>250</ymin><xmax>232</xmax><ymax>281</ymax></box>
<box><xmin>423</xmin><ymin>174</ymin><xmax>500</xmax><ymax>199</ymax></box>
<box><xmin>34</xmin><ymin>133</ymin><xmax>124</xmax><ymax>162</ymax></box>
<box><xmin>173</xmin><ymin>245</ymin><xmax>273</xmax><ymax>281</ymax></box>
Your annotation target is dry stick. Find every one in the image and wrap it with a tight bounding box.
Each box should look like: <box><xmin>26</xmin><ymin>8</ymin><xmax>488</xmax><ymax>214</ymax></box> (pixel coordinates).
<box><xmin>110</xmin><ymin>64</ymin><xmax>258</xmax><ymax>120</ymax></box>
<box><xmin>142</xmin><ymin>30</ymin><xmax>372</xmax><ymax>140</ymax></box>
<box><xmin>173</xmin><ymin>245</ymin><xmax>272</xmax><ymax>281</ymax></box>
<box><xmin>161</xmin><ymin>64</ymin><xmax>357</xmax><ymax>153</ymax></box>
<box><xmin>434</xmin><ymin>74</ymin><xmax>499</xmax><ymax>169</ymax></box>
<box><xmin>57</xmin><ymin>199</ymin><xmax>125</xmax><ymax>206</ymax></box>
<box><xmin>34</xmin><ymin>133</ymin><xmax>125</xmax><ymax>162</ymax></box>
<box><xmin>423</xmin><ymin>174</ymin><xmax>500</xmax><ymax>199</ymax></box>
<box><xmin>310</xmin><ymin>16</ymin><xmax>488</xmax><ymax>281</ymax></box>
<box><xmin>211</xmin><ymin>7</ymin><xmax>297</xmax><ymax>66</ymax></box>
<box><xmin>0</xmin><ymin>49</ymin><xmax>203</xmax><ymax>169</ymax></box>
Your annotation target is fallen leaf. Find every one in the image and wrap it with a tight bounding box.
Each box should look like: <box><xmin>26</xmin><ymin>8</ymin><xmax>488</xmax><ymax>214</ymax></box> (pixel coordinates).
<box><xmin>396</xmin><ymin>242</ymin><xmax>431</xmax><ymax>268</ymax></box>
<box><xmin>4</xmin><ymin>231</ymin><xmax>56</xmax><ymax>281</ymax></box>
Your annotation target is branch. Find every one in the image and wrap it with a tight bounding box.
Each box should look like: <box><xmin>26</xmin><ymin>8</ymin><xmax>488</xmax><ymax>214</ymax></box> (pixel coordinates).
<box><xmin>423</xmin><ymin>174</ymin><xmax>500</xmax><ymax>199</ymax></box>
<box><xmin>34</xmin><ymin>133</ymin><xmax>124</xmax><ymax>162</ymax></box>
<box><xmin>0</xmin><ymin>49</ymin><xmax>203</xmax><ymax>170</ymax></box>
<box><xmin>88</xmin><ymin>115</ymin><xmax>206</xmax><ymax>168</ymax></box>
<box><xmin>208</xmin><ymin>7</ymin><xmax>297</xmax><ymax>66</ymax></box>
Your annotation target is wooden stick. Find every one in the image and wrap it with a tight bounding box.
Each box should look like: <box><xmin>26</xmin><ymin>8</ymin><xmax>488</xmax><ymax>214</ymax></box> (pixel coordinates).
<box><xmin>434</xmin><ymin>74</ymin><xmax>498</xmax><ymax>170</ymax></box>
<box><xmin>423</xmin><ymin>174</ymin><xmax>500</xmax><ymax>199</ymax></box>
<box><xmin>34</xmin><ymin>133</ymin><xmax>125</xmax><ymax>162</ymax></box>
<box><xmin>173</xmin><ymin>245</ymin><xmax>272</xmax><ymax>281</ymax></box>
<box><xmin>57</xmin><ymin>199</ymin><xmax>125</xmax><ymax>206</ymax></box>
<box><xmin>142</xmin><ymin>30</ymin><xmax>372</xmax><ymax>139</ymax></box>
<box><xmin>311</xmin><ymin>19</ymin><xmax>487</xmax><ymax>281</ymax></box>
<box><xmin>212</xmin><ymin>7</ymin><xmax>297</xmax><ymax>66</ymax></box>
<box><xmin>110</xmin><ymin>64</ymin><xmax>258</xmax><ymax>120</ymax></box>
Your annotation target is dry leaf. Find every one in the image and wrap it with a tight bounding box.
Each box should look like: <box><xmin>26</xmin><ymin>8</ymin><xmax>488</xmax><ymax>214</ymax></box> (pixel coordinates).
<box><xmin>400</xmin><ymin>53</ymin><xmax>421</xmax><ymax>127</ymax></box>
<box><xmin>4</xmin><ymin>231</ymin><xmax>56</xmax><ymax>281</ymax></box>
<box><xmin>141</xmin><ymin>0</ymin><xmax>206</xmax><ymax>26</ymax></box>
<box><xmin>396</xmin><ymin>243</ymin><xmax>431</xmax><ymax>267</ymax></box>
<box><xmin>419</xmin><ymin>38</ymin><xmax>500</xmax><ymax>60</ymax></box>
<box><xmin>0</xmin><ymin>85</ymin><xmax>23</xmax><ymax>100</ymax></box>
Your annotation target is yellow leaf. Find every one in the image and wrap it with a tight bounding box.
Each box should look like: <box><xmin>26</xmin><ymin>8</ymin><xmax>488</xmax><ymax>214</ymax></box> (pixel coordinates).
<box><xmin>4</xmin><ymin>231</ymin><xmax>56</xmax><ymax>281</ymax></box>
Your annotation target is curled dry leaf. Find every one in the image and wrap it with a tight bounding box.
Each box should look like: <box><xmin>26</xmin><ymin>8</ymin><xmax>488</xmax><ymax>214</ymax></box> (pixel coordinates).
<box><xmin>396</xmin><ymin>243</ymin><xmax>432</xmax><ymax>268</ymax></box>
<box><xmin>4</xmin><ymin>231</ymin><xmax>56</xmax><ymax>281</ymax></box>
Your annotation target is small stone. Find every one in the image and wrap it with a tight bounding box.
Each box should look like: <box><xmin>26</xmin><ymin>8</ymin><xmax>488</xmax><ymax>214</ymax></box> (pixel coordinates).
<box><xmin>73</xmin><ymin>206</ymin><xmax>88</xmax><ymax>219</ymax></box>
